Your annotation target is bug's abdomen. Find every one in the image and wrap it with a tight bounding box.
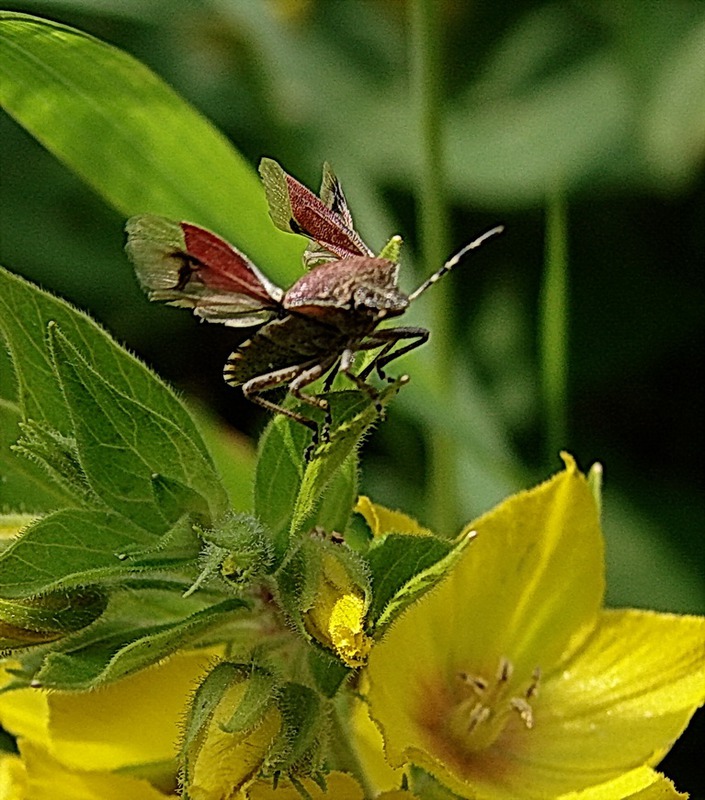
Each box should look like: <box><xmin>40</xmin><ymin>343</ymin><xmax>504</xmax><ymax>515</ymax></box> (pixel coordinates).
<box><xmin>223</xmin><ymin>315</ymin><xmax>346</xmax><ymax>387</ymax></box>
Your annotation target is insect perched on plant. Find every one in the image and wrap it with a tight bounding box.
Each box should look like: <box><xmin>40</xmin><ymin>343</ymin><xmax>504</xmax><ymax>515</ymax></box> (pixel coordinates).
<box><xmin>125</xmin><ymin>159</ymin><xmax>502</xmax><ymax>450</ymax></box>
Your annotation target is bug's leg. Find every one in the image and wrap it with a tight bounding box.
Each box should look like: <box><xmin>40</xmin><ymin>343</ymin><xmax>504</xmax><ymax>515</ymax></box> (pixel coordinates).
<box><xmin>288</xmin><ymin>355</ymin><xmax>338</xmax><ymax>446</ymax></box>
<box><xmin>323</xmin><ymin>356</ymin><xmax>342</xmax><ymax>392</ymax></box>
<box><xmin>242</xmin><ymin>363</ymin><xmax>320</xmax><ymax>434</ymax></box>
<box><xmin>357</xmin><ymin>327</ymin><xmax>429</xmax><ymax>381</ymax></box>
<box><xmin>337</xmin><ymin>348</ymin><xmax>384</xmax><ymax>415</ymax></box>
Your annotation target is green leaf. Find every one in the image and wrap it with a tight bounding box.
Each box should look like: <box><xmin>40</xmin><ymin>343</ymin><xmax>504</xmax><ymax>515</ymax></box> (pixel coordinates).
<box><xmin>185</xmin><ymin>401</ymin><xmax>256</xmax><ymax>514</ymax></box>
<box><xmin>28</xmin><ymin>592</ymin><xmax>247</xmax><ymax>690</ymax></box>
<box><xmin>308</xmin><ymin>648</ymin><xmax>350</xmax><ymax>699</ymax></box>
<box><xmin>0</xmin><ymin>509</ymin><xmax>185</xmax><ymax>598</ymax></box>
<box><xmin>0</xmin><ymin>12</ymin><xmax>304</xmax><ymax>285</ymax></box>
<box><xmin>48</xmin><ymin>324</ymin><xmax>224</xmax><ymax>530</ymax></box>
<box><xmin>253</xmin><ymin>413</ymin><xmax>308</xmax><ymax>556</ymax></box>
<box><xmin>292</xmin><ymin>385</ymin><xmax>403</xmax><ymax>538</ymax></box>
<box><xmin>365</xmin><ymin>531</ymin><xmax>475</xmax><ymax>633</ymax></box>
<box><xmin>0</xmin><ymin>264</ymin><xmax>201</xmax><ymax>448</ymax></box>
<box><xmin>311</xmin><ymin>454</ymin><xmax>358</xmax><ymax>537</ymax></box>
<box><xmin>0</xmin><ymin>265</ymin><xmax>229</xmax><ymax>522</ymax></box>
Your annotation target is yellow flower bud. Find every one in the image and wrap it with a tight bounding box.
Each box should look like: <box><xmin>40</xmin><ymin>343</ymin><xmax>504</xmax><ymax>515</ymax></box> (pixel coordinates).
<box><xmin>303</xmin><ymin>553</ymin><xmax>371</xmax><ymax>668</ymax></box>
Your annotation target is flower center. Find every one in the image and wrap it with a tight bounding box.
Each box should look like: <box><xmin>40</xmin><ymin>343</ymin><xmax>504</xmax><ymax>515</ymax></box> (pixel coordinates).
<box><xmin>449</xmin><ymin>657</ymin><xmax>541</xmax><ymax>751</ymax></box>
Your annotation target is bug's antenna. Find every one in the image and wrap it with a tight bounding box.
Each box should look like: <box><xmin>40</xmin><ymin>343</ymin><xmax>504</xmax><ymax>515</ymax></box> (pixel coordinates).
<box><xmin>408</xmin><ymin>225</ymin><xmax>504</xmax><ymax>302</ymax></box>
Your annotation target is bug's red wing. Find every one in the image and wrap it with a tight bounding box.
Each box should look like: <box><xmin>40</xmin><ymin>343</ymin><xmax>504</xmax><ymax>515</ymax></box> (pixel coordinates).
<box><xmin>125</xmin><ymin>215</ymin><xmax>283</xmax><ymax>327</ymax></box>
<box><xmin>259</xmin><ymin>158</ymin><xmax>373</xmax><ymax>266</ymax></box>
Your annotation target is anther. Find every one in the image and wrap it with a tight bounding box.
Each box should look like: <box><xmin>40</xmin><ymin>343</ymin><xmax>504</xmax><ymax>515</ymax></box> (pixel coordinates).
<box><xmin>497</xmin><ymin>657</ymin><xmax>513</xmax><ymax>683</ymax></box>
<box><xmin>526</xmin><ymin>666</ymin><xmax>541</xmax><ymax>699</ymax></box>
<box><xmin>510</xmin><ymin>697</ymin><xmax>535</xmax><ymax>729</ymax></box>
<box><xmin>459</xmin><ymin>672</ymin><xmax>489</xmax><ymax>695</ymax></box>
<box><xmin>467</xmin><ymin>703</ymin><xmax>491</xmax><ymax>731</ymax></box>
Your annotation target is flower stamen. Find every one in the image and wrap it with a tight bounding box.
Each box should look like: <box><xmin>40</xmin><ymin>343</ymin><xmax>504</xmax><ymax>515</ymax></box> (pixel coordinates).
<box><xmin>497</xmin><ymin>657</ymin><xmax>513</xmax><ymax>683</ymax></box>
<box><xmin>510</xmin><ymin>696</ymin><xmax>535</xmax><ymax>729</ymax></box>
<box><xmin>467</xmin><ymin>702</ymin><xmax>491</xmax><ymax>731</ymax></box>
<box><xmin>458</xmin><ymin>672</ymin><xmax>489</xmax><ymax>695</ymax></box>
<box><xmin>451</xmin><ymin>658</ymin><xmax>542</xmax><ymax>749</ymax></box>
<box><xmin>526</xmin><ymin>666</ymin><xmax>541</xmax><ymax>699</ymax></box>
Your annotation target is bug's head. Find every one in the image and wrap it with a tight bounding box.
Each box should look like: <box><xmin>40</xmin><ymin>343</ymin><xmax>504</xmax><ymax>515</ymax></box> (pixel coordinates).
<box><xmin>352</xmin><ymin>284</ymin><xmax>409</xmax><ymax>319</ymax></box>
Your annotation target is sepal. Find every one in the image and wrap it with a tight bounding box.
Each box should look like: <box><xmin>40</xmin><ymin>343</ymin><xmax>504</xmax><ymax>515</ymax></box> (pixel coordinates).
<box><xmin>181</xmin><ymin>661</ymin><xmax>282</xmax><ymax>799</ymax></box>
<box><xmin>0</xmin><ymin>588</ymin><xmax>107</xmax><ymax>650</ymax></box>
<box><xmin>263</xmin><ymin>682</ymin><xmax>327</xmax><ymax>784</ymax></box>
<box><xmin>181</xmin><ymin>664</ymin><xmax>328</xmax><ymax>798</ymax></box>
<box><xmin>191</xmin><ymin>512</ymin><xmax>274</xmax><ymax>593</ymax></box>
<box><xmin>277</xmin><ymin>536</ymin><xmax>372</xmax><ymax>667</ymax></box>
<box><xmin>365</xmin><ymin>529</ymin><xmax>474</xmax><ymax>636</ymax></box>
<box><xmin>356</xmin><ymin>497</ymin><xmax>475</xmax><ymax>637</ymax></box>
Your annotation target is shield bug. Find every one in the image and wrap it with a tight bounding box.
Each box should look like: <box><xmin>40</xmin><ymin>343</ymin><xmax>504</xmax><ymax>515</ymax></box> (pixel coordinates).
<box><xmin>125</xmin><ymin>159</ymin><xmax>502</xmax><ymax>449</ymax></box>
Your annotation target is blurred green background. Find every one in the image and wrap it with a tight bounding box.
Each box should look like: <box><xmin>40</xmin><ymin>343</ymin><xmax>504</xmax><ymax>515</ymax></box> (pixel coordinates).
<box><xmin>0</xmin><ymin>1</ymin><xmax>703</xmax><ymax>791</ymax></box>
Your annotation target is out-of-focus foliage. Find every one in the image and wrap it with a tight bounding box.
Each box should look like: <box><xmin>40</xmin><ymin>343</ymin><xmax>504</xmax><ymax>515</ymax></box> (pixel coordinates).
<box><xmin>0</xmin><ymin>1</ymin><xmax>702</xmax><ymax>786</ymax></box>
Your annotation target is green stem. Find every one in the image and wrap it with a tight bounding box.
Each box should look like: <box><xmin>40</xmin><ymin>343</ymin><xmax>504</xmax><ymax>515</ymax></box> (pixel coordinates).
<box><xmin>411</xmin><ymin>0</ymin><xmax>456</xmax><ymax>535</ymax></box>
<box><xmin>539</xmin><ymin>191</ymin><xmax>569</xmax><ymax>462</ymax></box>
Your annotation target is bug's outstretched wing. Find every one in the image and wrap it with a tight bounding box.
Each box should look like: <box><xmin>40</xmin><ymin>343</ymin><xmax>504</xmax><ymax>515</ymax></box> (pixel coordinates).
<box><xmin>319</xmin><ymin>161</ymin><xmax>355</xmax><ymax>231</ymax></box>
<box><xmin>125</xmin><ymin>215</ymin><xmax>283</xmax><ymax>327</ymax></box>
<box><xmin>259</xmin><ymin>158</ymin><xmax>373</xmax><ymax>267</ymax></box>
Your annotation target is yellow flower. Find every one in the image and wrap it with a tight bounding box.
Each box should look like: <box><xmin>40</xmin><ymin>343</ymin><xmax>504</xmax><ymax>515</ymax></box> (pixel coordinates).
<box><xmin>355</xmin><ymin>497</ymin><xmax>434</xmax><ymax>538</ymax></box>
<box><xmin>1</xmin><ymin>742</ymin><xmax>170</xmax><ymax>799</ymax></box>
<box><xmin>363</xmin><ymin>456</ymin><xmax>705</xmax><ymax>799</ymax></box>
<box><xmin>557</xmin><ymin>766</ymin><xmax>686</xmax><ymax>798</ymax></box>
<box><xmin>184</xmin><ymin>667</ymin><xmax>282</xmax><ymax>800</ymax></box>
<box><xmin>303</xmin><ymin>552</ymin><xmax>372</xmax><ymax>667</ymax></box>
<box><xmin>0</xmin><ymin>649</ymin><xmax>218</xmax><ymax>799</ymax></box>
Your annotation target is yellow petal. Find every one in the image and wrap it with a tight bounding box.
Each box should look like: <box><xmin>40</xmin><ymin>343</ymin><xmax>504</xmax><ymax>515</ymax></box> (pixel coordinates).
<box><xmin>421</xmin><ymin>609</ymin><xmax>704</xmax><ymax>798</ymax></box>
<box><xmin>303</xmin><ymin>552</ymin><xmax>371</xmax><ymax>667</ymax></box>
<box><xmin>0</xmin><ymin>753</ymin><xmax>27</xmax><ymax>800</ymax></box>
<box><xmin>355</xmin><ymin>497</ymin><xmax>434</xmax><ymax>537</ymax></box>
<box><xmin>328</xmin><ymin>593</ymin><xmax>372</xmax><ymax>667</ymax></box>
<box><xmin>557</xmin><ymin>767</ymin><xmax>686</xmax><ymax>799</ymax></box>
<box><xmin>246</xmin><ymin>771</ymin><xmax>364</xmax><ymax>799</ymax></box>
<box><xmin>627</xmin><ymin>777</ymin><xmax>687</xmax><ymax>799</ymax></box>
<box><xmin>18</xmin><ymin>740</ymin><xmax>170</xmax><ymax>800</ymax></box>
<box><xmin>1</xmin><ymin>650</ymin><xmax>218</xmax><ymax>771</ymax></box>
<box><xmin>350</xmin><ymin>690</ymin><xmax>406</xmax><ymax>795</ymax></box>
<box><xmin>53</xmin><ymin>649</ymin><xmax>219</xmax><ymax>771</ymax></box>
<box><xmin>0</xmin><ymin>662</ymin><xmax>50</xmax><ymax>747</ymax></box>
<box><xmin>0</xmin><ymin>515</ymin><xmax>39</xmax><ymax>540</ymax></box>
<box><xmin>509</xmin><ymin>610</ymin><xmax>705</xmax><ymax>786</ymax></box>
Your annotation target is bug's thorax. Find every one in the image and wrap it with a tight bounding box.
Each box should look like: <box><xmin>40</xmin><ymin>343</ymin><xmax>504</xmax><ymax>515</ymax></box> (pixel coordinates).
<box><xmin>283</xmin><ymin>256</ymin><xmax>409</xmax><ymax>331</ymax></box>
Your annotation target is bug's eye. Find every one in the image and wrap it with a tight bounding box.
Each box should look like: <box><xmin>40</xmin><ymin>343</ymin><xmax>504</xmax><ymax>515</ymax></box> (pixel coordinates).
<box><xmin>352</xmin><ymin>287</ymin><xmax>375</xmax><ymax>310</ymax></box>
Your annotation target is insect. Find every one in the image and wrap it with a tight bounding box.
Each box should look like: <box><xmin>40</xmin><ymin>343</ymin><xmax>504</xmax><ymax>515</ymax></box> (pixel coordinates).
<box><xmin>125</xmin><ymin>159</ymin><xmax>502</xmax><ymax>448</ymax></box>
